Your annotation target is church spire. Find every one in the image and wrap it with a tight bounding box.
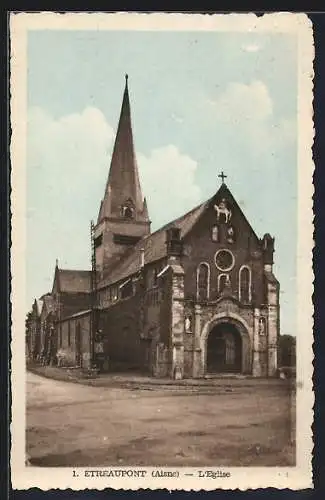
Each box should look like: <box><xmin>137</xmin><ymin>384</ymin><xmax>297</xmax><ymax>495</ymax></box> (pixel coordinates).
<box><xmin>98</xmin><ymin>75</ymin><xmax>148</xmax><ymax>223</ymax></box>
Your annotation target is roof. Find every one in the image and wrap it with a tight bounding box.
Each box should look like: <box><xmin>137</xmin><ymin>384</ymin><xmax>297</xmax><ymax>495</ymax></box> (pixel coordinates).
<box><xmin>61</xmin><ymin>309</ymin><xmax>91</xmax><ymax>321</ymax></box>
<box><xmin>100</xmin><ymin>198</ymin><xmax>210</xmax><ymax>287</ymax></box>
<box><xmin>58</xmin><ymin>269</ymin><xmax>91</xmax><ymax>293</ymax></box>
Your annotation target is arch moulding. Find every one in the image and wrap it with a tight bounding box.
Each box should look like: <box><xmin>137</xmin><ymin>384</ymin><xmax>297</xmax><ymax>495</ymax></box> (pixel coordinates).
<box><xmin>199</xmin><ymin>312</ymin><xmax>253</xmax><ymax>375</ymax></box>
<box><xmin>200</xmin><ymin>311</ymin><xmax>252</xmax><ymax>344</ymax></box>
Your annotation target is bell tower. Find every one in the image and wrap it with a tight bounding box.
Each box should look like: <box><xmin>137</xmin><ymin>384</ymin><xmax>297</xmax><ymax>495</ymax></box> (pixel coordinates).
<box><xmin>94</xmin><ymin>75</ymin><xmax>150</xmax><ymax>277</ymax></box>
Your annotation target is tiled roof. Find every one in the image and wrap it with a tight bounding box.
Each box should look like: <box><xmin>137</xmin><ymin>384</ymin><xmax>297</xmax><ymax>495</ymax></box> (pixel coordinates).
<box><xmin>58</xmin><ymin>269</ymin><xmax>91</xmax><ymax>293</ymax></box>
<box><xmin>101</xmin><ymin>198</ymin><xmax>210</xmax><ymax>287</ymax></box>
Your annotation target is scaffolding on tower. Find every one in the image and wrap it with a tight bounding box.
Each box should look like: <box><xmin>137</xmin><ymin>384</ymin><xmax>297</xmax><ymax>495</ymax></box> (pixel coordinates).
<box><xmin>90</xmin><ymin>220</ymin><xmax>98</xmax><ymax>369</ymax></box>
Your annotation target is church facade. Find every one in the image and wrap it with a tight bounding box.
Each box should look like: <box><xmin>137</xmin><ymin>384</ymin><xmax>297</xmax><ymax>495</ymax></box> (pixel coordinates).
<box><xmin>26</xmin><ymin>76</ymin><xmax>280</xmax><ymax>379</ymax></box>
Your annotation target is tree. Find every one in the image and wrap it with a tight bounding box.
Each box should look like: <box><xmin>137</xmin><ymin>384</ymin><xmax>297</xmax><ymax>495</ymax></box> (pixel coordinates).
<box><xmin>279</xmin><ymin>334</ymin><xmax>296</xmax><ymax>367</ymax></box>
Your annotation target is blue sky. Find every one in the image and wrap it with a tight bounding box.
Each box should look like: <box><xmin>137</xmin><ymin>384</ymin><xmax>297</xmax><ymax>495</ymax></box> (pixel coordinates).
<box><xmin>26</xmin><ymin>30</ymin><xmax>297</xmax><ymax>336</ymax></box>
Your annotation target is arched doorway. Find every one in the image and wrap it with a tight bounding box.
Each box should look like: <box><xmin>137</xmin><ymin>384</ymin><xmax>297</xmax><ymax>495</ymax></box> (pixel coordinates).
<box><xmin>207</xmin><ymin>322</ymin><xmax>242</xmax><ymax>373</ymax></box>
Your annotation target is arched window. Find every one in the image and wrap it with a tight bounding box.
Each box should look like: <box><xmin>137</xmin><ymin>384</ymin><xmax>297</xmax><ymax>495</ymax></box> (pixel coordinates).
<box><xmin>226</xmin><ymin>226</ymin><xmax>236</xmax><ymax>244</ymax></box>
<box><xmin>211</xmin><ymin>225</ymin><xmax>219</xmax><ymax>242</ymax></box>
<box><xmin>239</xmin><ymin>266</ymin><xmax>252</xmax><ymax>303</ymax></box>
<box><xmin>121</xmin><ymin>198</ymin><xmax>135</xmax><ymax>219</ymax></box>
<box><xmin>218</xmin><ymin>273</ymin><xmax>229</xmax><ymax>293</ymax></box>
<box><xmin>196</xmin><ymin>262</ymin><xmax>210</xmax><ymax>301</ymax></box>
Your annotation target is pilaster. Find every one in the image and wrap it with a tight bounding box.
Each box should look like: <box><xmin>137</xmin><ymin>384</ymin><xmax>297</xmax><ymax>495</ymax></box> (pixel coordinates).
<box><xmin>267</xmin><ymin>304</ymin><xmax>278</xmax><ymax>376</ymax></box>
<box><xmin>192</xmin><ymin>304</ymin><xmax>203</xmax><ymax>378</ymax></box>
<box><xmin>252</xmin><ymin>307</ymin><xmax>262</xmax><ymax>376</ymax></box>
<box><xmin>169</xmin><ymin>259</ymin><xmax>185</xmax><ymax>379</ymax></box>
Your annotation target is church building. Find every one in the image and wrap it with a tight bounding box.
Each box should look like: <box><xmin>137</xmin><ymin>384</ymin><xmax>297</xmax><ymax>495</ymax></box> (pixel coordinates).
<box><xmin>27</xmin><ymin>75</ymin><xmax>280</xmax><ymax>379</ymax></box>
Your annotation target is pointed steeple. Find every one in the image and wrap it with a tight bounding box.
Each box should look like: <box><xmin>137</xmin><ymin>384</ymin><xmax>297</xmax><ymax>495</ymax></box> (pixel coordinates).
<box><xmin>143</xmin><ymin>196</ymin><xmax>149</xmax><ymax>220</ymax></box>
<box><xmin>98</xmin><ymin>75</ymin><xmax>148</xmax><ymax>223</ymax></box>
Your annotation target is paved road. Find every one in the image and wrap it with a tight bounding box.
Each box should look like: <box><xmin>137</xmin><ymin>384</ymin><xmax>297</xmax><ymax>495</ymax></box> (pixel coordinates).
<box><xmin>26</xmin><ymin>372</ymin><xmax>295</xmax><ymax>467</ymax></box>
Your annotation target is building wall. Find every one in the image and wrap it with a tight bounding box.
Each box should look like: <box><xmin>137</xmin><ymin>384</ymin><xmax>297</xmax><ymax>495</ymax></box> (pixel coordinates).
<box><xmin>60</xmin><ymin>292</ymin><xmax>90</xmax><ymax>319</ymax></box>
<box><xmin>99</xmin><ymin>293</ymin><xmax>143</xmax><ymax>371</ymax></box>
<box><xmin>182</xmin><ymin>202</ymin><xmax>265</xmax><ymax>306</ymax></box>
<box><xmin>95</xmin><ymin>218</ymin><xmax>150</xmax><ymax>277</ymax></box>
<box><xmin>84</xmin><ymin>259</ymin><xmax>173</xmax><ymax>376</ymax></box>
<box><xmin>58</xmin><ymin>313</ymin><xmax>91</xmax><ymax>368</ymax></box>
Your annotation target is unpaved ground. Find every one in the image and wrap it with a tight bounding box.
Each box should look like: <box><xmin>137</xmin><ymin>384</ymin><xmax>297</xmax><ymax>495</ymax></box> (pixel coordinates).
<box><xmin>26</xmin><ymin>372</ymin><xmax>296</xmax><ymax>467</ymax></box>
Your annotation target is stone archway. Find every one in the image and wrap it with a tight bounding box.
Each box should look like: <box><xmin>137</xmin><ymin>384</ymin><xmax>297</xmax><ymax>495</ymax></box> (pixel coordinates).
<box><xmin>200</xmin><ymin>312</ymin><xmax>252</xmax><ymax>375</ymax></box>
<box><xmin>207</xmin><ymin>322</ymin><xmax>242</xmax><ymax>373</ymax></box>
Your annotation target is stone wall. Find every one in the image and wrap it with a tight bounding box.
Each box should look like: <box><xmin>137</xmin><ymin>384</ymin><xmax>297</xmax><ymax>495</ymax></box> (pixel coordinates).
<box><xmin>58</xmin><ymin>313</ymin><xmax>91</xmax><ymax>368</ymax></box>
<box><xmin>99</xmin><ymin>293</ymin><xmax>145</xmax><ymax>372</ymax></box>
<box><xmin>60</xmin><ymin>292</ymin><xmax>91</xmax><ymax>319</ymax></box>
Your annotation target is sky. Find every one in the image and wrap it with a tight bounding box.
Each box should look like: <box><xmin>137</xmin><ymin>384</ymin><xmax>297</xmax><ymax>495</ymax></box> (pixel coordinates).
<box><xmin>26</xmin><ymin>29</ymin><xmax>297</xmax><ymax>336</ymax></box>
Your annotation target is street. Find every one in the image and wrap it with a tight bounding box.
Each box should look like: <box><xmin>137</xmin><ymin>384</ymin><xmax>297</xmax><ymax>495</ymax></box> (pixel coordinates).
<box><xmin>26</xmin><ymin>372</ymin><xmax>295</xmax><ymax>467</ymax></box>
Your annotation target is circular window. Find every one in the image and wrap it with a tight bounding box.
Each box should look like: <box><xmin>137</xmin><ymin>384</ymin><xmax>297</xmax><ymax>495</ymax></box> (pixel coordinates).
<box><xmin>215</xmin><ymin>249</ymin><xmax>235</xmax><ymax>271</ymax></box>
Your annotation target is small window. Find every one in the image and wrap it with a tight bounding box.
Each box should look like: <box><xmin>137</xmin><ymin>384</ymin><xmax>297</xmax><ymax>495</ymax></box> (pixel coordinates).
<box><xmin>122</xmin><ymin>206</ymin><xmax>134</xmax><ymax>218</ymax></box>
<box><xmin>120</xmin><ymin>279</ymin><xmax>133</xmax><ymax>299</ymax></box>
<box><xmin>218</xmin><ymin>273</ymin><xmax>229</xmax><ymax>293</ymax></box>
<box><xmin>68</xmin><ymin>322</ymin><xmax>71</xmax><ymax>347</ymax></box>
<box><xmin>212</xmin><ymin>225</ymin><xmax>219</xmax><ymax>242</ymax></box>
<box><xmin>226</xmin><ymin>226</ymin><xmax>236</xmax><ymax>244</ymax></box>
<box><xmin>153</xmin><ymin>268</ymin><xmax>158</xmax><ymax>287</ymax></box>
<box><xmin>113</xmin><ymin>234</ymin><xmax>141</xmax><ymax>246</ymax></box>
<box><xmin>94</xmin><ymin>234</ymin><xmax>103</xmax><ymax>248</ymax></box>
<box><xmin>112</xmin><ymin>287</ymin><xmax>118</xmax><ymax>301</ymax></box>
<box><xmin>121</xmin><ymin>198</ymin><xmax>135</xmax><ymax>219</ymax></box>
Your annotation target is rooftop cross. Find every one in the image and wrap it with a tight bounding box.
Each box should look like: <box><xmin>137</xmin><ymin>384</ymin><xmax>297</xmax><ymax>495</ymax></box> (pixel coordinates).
<box><xmin>218</xmin><ymin>171</ymin><xmax>227</xmax><ymax>184</ymax></box>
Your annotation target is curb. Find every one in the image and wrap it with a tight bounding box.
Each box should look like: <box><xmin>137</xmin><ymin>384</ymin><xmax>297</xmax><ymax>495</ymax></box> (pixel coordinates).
<box><xmin>27</xmin><ymin>366</ymin><xmax>290</xmax><ymax>391</ymax></box>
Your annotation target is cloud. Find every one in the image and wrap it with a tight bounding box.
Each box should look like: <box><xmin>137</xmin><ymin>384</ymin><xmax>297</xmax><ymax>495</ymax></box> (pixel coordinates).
<box><xmin>242</xmin><ymin>44</ymin><xmax>261</xmax><ymax>52</ymax></box>
<box><xmin>209</xmin><ymin>80</ymin><xmax>273</xmax><ymax>123</ymax></box>
<box><xmin>171</xmin><ymin>113</ymin><xmax>184</xmax><ymax>124</ymax></box>
<box><xmin>138</xmin><ymin>145</ymin><xmax>201</xmax><ymax>228</ymax></box>
<box><xmin>205</xmin><ymin>81</ymin><xmax>295</xmax><ymax>157</ymax></box>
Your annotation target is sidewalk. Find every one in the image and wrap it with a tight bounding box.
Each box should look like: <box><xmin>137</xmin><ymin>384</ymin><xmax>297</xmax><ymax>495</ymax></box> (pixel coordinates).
<box><xmin>27</xmin><ymin>364</ymin><xmax>287</xmax><ymax>390</ymax></box>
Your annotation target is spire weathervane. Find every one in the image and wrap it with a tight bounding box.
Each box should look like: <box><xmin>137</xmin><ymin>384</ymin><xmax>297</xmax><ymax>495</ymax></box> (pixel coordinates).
<box><xmin>218</xmin><ymin>171</ymin><xmax>227</xmax><ymax>184</ymax></box>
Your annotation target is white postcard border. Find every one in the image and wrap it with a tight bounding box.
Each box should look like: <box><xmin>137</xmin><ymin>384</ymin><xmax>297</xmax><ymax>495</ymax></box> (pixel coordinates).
<box><xmin>10</xmin><ymin>12</ymin><xmax>314</xmax><ymax>491</ymax></box>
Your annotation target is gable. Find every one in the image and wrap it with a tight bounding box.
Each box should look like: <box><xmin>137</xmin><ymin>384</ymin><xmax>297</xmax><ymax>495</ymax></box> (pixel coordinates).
<box><xmin>59</xmin><ymin>270</ymin><xmax>91</xmax><ymax>293</ymax></box>
<box><xmin>51</xmin><ymin>268</ymin><xmax>91</xmax><ymax>294</ymax></box>
<box><xmin>184</xmin><ymin>184</ymin><xmax>260</xmax><ymax>249</ymax></box>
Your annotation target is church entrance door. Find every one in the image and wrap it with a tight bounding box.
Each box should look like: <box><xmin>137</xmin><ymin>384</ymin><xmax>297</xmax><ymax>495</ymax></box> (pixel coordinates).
<box><xmin>207</xmin><ymin>322</ymin><xmax>242</xmax><ymax>373</ymax></box>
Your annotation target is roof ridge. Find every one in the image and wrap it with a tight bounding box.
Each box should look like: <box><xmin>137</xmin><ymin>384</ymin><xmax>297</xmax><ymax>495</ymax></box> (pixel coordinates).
<box><xmin>99</xmin><ymin>196</ymin><xmax>212</xmax><ymax>287</ymax></box>
<box><xmin>58</xmin><ymin>268</ymin><xmax>91</xmax><ymax>273</ymax></box>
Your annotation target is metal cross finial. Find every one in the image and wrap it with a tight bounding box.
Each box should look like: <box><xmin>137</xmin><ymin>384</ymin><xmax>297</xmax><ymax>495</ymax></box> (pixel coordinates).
<box><xmin>218</xmin><ymin>171</ymin><xmax>227</xmax><ymax>184</ymax></box>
